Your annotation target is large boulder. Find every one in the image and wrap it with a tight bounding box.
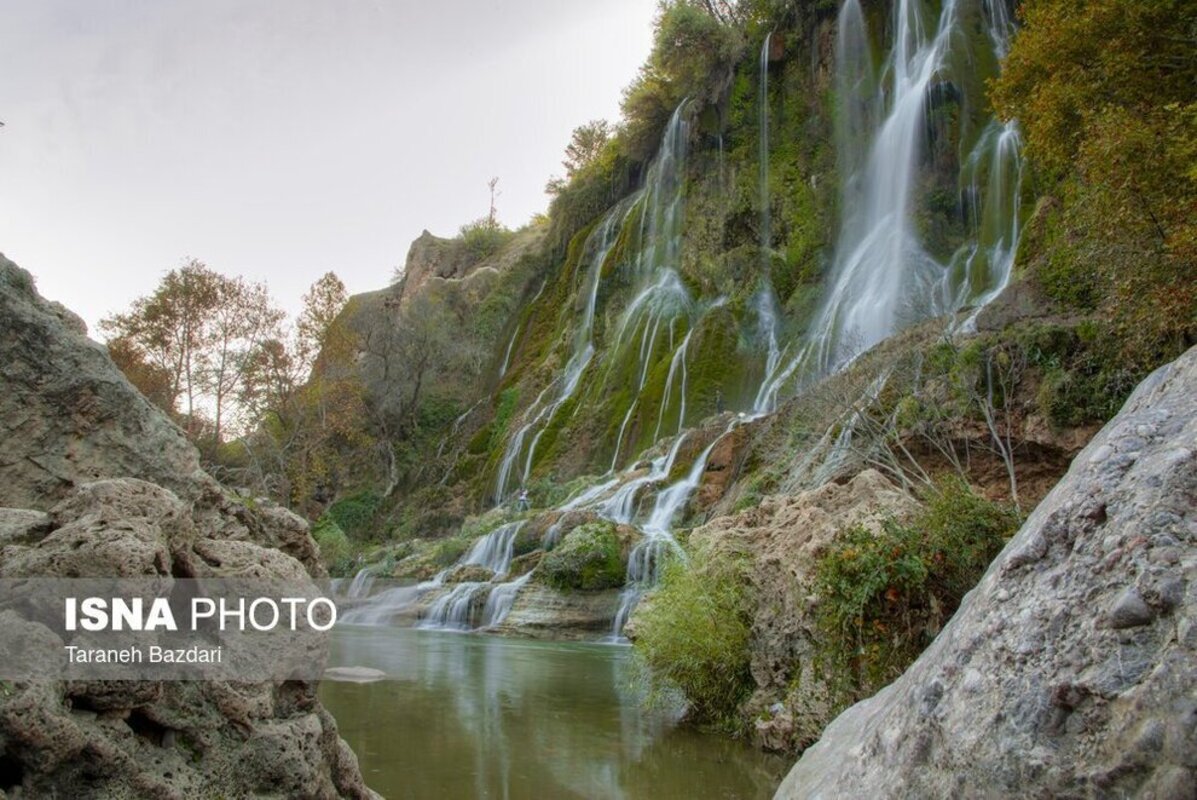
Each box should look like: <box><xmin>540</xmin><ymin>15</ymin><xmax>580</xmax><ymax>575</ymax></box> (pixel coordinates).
<box><xmin>540</xmin><ymin>521</ymin><xmax>627</xmax><ymax>591</ymax></box>
<box><xmin>0</xmin><ymin>256</ymin><xmax>202</xmax><ymax>510</ymax></box>
<box><xmin>0</xmin><ymin>258</ymin><xmax>377</xmax><ymax>798</ymax></box>
<box><xmin>0</xmin><ymin>479</ymin><xmax>379</xmax><ymax>798</ymax></box>
<box><xmin>0</xmin><ymin>256</ymin><xmax>324</xmax><ymax>576</ymax></box>
<box><xmin>777</xmin><ymin>346</ymin><xmax>1197</xmax><ymax>799</ymax></box>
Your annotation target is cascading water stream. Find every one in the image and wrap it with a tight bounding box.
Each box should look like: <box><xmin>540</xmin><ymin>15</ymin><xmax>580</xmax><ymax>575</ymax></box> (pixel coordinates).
<box><xmin>759</xmin><ymin>31</ymin><xmax>773</xmax><ymax>258</ymax></box>
<box><xmin>343</xmin><ymin>568</ymin><xmax>376</xmax><ymax>600</ymax></box>
<box><xmin>756</xmin><ymin>0</ymin><xmax>1023</xmax><ymax>411</ymax></box>
<box><xmin>493</xmin><ymin>205</ymin><xmax>628</xmax><ymax>504</ymax></box>
<box><xmin>752</xmin><ymin>31</ymin><xmax>784</xmax><ymax>413</ymax></box>
<box><xmin>608</xmin><ymin>428</ymin><xmax>730</xmax><ymax>638</ymax></box>
<box><xmin>344</xmin><ymin>522</ymin><xmax>529</xmax><ymax>631</ymax></box>
<box><xmin>481</xmin><ymin>573</ymin><xmax>532</xmax><ymax>628</ymax></box>
<box><xmin>497</xmin><ymin>324</ymin><xmax>521</xmax><ymax>379</ymax></box>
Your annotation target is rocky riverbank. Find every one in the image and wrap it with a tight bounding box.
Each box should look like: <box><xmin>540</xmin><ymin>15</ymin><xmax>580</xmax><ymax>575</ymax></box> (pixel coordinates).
<box><xmin>0</xmin><ymin>256</ymin><xmax>377</xmax><ymax>799</ymax></box>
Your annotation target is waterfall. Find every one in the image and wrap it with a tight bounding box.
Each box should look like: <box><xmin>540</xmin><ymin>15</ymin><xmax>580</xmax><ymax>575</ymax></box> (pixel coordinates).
<box><xmin>597</xmin><ymin>433</ymin><xmax>689</xmax><ymax>525</ymax></box>
<box><xmin>481</xmin><ymin>572</ymin><xmax>532</xmax><ymax>628</ymax></box>
<box><xmin>350</xmin><ymin>3</ymin><xmax>1027</xmax><ymax>642</ymax></box>
<box><xmin>342</xmin><ymin>568</ymin><xmax>376</xmax><ymax>600</ymax></box>
<box><xmin>812</xmin><ymin>0</ymin><xmax>959</xmax><ymax>372</ymax></box>
<box><xmin>498</xmin><ymin>323</ymin><xmax>521</xmax><ymax>379</ymax></box>
<box><xmin>752</xmin><ymin>288</ymin><xmax>782</xmax><ymax>412</ymax></box>
<box><xmin>608</xmin><ymin>428</ymin><xmax>728</xmax><ymax>639</ymax></box>
<box><xmin>757</xmin><ymin>0</ymin><xmax>1023</xmax><ymax>410</ymax></box>
<box><xmin>949</xmin><ymin>120</ymin><xmax>1024</xmax><ymax>332</ymax></box>
<box><xmin>753</xmin><ymin>31</ymin><xmax>783</xmax><ymax>414</ymax></box>
<box><xmin>497</xmin><ymin>280</ymin><xmax>548</xmax><ymax>380</ymax></box>
<box><xmin>461</xmin><ymin>521</ymin><xmax>524</xmax><ymax>577</ymax></box>
<box><xmin>493</xmin><ymin>206</ymin><xmax>627</xmax><ymax>504</ymax></box>
<box><xmin>420</xmin><ymin>582</ymin><xmax>489</xmax><ymax>631</ymax></box>
<box><xmin>339</xmin><ymin>572</ymin><xmax>445</xmax><ymax>625</ymax></box>
<box><xmin>643</xmin><ymin>435</ymin><xmax>721</xmax><ymax>535</ymax></box>
<box><xmin>344</xmin><ymin>521</ymin><xmax>529</xmax><ymax>631</ymax></box>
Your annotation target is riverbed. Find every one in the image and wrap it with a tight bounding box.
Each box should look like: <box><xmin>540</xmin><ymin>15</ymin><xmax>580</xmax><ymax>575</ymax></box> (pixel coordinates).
<box><xmin>321</xmin><ymin>625</ymin><xmax>786</xmax><ymax>799</ymax></box>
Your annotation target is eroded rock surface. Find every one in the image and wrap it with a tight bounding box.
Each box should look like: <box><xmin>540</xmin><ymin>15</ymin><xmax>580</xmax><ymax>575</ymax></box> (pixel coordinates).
<box><xmin>0</xmin><ymin>256</ymin><xmax>201</xmax><ymax>510</ymax></box>
<box><xmin>0</xmin><ymin>258</ymin><xmax>377</xmax><ymax>798</ymax></box>
<box><xmin>689</xmin><ymin>469</ymin><xmax>918</xmax><ymax>751</ymax></box>
<box><xmin>777</xmin><ymin>346</ymin><xmax>1197</xmax><ymax>799</ymax></box>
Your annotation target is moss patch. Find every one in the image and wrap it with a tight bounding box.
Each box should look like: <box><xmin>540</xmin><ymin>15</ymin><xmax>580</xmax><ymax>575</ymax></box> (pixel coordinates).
<box><xmin>540</xmin><ymin>521</ymin><xmax>626</xmax><ymax>590</ymax></box>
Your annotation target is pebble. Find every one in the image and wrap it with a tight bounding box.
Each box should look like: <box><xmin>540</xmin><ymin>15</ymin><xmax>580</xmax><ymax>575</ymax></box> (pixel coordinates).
<box><xmin>1107</xmin><ymin>587</ymin><xmax>1155</xmax><ymax>629</ymax></box>
<box><xmin>323</xmin><ymin>666</ymin><xmax>387</xmax><ymax>683</ymax></box>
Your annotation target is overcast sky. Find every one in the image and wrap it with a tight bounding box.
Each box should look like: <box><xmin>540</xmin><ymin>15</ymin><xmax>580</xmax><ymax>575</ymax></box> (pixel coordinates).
<box><xmin>0</xmin><ymin>0</ymin><xmax>657</xmax><ymax>333</ymax></box>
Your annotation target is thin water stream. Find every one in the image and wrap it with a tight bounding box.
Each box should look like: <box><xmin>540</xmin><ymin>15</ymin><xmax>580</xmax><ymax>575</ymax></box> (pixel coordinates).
<box><xmin>322</xmin><ymin>626</ymin><xmax>786</xmax><ymax>799</ymax></box>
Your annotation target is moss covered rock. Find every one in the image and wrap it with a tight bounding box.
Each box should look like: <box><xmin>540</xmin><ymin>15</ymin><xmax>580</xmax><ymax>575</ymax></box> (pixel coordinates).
<box><xmin>540</xmin><ymin>521</ymin><xmax>626</xmax><ymax>590</ymax></box>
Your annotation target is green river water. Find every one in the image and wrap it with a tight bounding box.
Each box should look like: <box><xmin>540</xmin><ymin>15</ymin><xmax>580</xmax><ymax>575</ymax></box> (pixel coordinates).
<box><xmin>320</xmin><ymin>625</ymin><xmax>787</xmax><ymax>799</ymax></box>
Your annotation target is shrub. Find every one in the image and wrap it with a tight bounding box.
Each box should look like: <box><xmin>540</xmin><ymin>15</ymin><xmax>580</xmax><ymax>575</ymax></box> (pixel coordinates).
<box><xmin>458</xmin><ymin>218</ymin><xmax>513</xmax><ymax>262</ymax></box>
<box><xmin>432</xmin><ymin>536</ymin><xmax>471</xmax><ymax>567</ymax></box>
<box><xmin>632</xmin><ymin>546</ymin><xmax>754</xmax><ymax>726</ymax></box>
<box><xmin>540</xmin><ymin>521</ymin><xmax>625</xmax><ymax>590</ymax></box>
<box><xmin>326</xmin><ymin>490</ymin><xmax>381</xmax><ymax>541</ymax></box>
<box><xmin>814</xmin><ymin>479</ymin><xmax>1020</xmax><ymax>695</ymax></box>
<box><xmin>991</xmin><ymin>0</ymin><xmax>1196</xmax><ymax>375</ymax></box>
<box><xmin>312</xmin><ymin>516</ymin><xmax>354</xmax><ymax>575</ymax></box>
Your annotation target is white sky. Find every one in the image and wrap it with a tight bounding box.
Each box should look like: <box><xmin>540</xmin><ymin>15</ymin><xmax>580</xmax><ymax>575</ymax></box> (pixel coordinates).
<box><xmin>0</xmin><ymin>0</ymin><xmax>657</xmax><ymax>333</ymax></box>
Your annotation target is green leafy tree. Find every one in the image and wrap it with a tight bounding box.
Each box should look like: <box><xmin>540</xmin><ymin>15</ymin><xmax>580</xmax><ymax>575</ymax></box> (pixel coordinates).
<box><xmin>991</xmin><ymin>0</ymin><xmax>1196</xmax><ymax>371</ymax></box>
<box><xmin>101</xmin><ymin>260</ymin><xmax>223</xmax><ymax>437</ymax></box>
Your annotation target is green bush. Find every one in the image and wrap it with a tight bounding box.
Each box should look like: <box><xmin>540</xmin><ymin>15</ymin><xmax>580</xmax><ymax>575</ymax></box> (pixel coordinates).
<box><xmin>312</xmin><ymin>517</ymin><xmax>354</xmax><ymax>575</ymax></box>
<box><xmin>326</xmin><ymin>490</ymin><xmax>381</xmax><ymax>541</ymax></box>
<box><xmin>814</xmin><ymin>479</ymin><xmax>1020</xmax><ymax>695</ymax></box>
<box><xmin>632</xmin><ymin>547</ymin><xmax>754</xmax><ymax>726</ymax></box>
<box><xmin>458</xmin><ymin>218</ymin><xmax>513</xmax><ymax>262</ymax></box>
<box><xmin>432</xmin><ymin>536</ymin><xmax>471</xmax><ymax>567</ymax></box>
<box><xmin>540</xmin><ymin>521</ymin><xmax>625</xmax><ymax>590</ymax></box>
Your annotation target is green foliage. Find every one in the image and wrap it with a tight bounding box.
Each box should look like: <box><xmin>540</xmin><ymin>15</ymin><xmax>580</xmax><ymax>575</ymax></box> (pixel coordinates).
<box><xmin>1012</xmin><ymin>322</ymin><xmax>1138</xmax><ymax>429</ymax></box>
<box><xmin>651</xmin><ymin>1</ymin><xmax>740</xmax><ymax>103</ymax></box>
<box><xmin>489</xmin><ymin>388</ymin><xmax>520</xmax><ymax>451</ymax></box>
<box><xmin>326</xmin><ymin>490</ymin><xmax>382</xmax><ymax>541</ymax></box>
<box><xmin>992</xmin><ymin>0</ymin><xmax>1196</xmax><ymax>375</ymax></box>
<box><xmin>458</xmin><ymin>218</ymin><xmax>514</xmax><ymax>262</ymax></box>
<box><xmin>546</xmin><ymin>141</ymin><xmax>635</xmax><ymax>253</ymax></box>
<box><xmin>540</xmin><ymin>521</ymin><xmax>625</xmax><ymax>590</ymax></box>
<box><xmin>432</xmin><ymin>536</ymin><xmax>471</xmax><ymax>567</ymax></box>
<box><xmin>632</xmin><ymin>546</ymin><xmax>754</xmax><ymax>726</ymax></box>
<box><xmin>312</xmin><ymin>516</ymin><xmax>354</xmax><ymax>575</ymax></box>
<box><xmin>814</xmin><ymin>479</ymin><xmax>1019</xmax><ymax>696</ymax></box>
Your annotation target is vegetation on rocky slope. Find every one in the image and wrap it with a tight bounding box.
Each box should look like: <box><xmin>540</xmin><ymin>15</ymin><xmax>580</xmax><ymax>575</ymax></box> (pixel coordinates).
<box><xmin>812</xmin><ymin>479</ymin><xmax>1020</xmax><ymax>703</ymax></box>
<box><xmin>632</xmin><ymin>545</ymin><xmax>756</xmax><ymax>727</ymax></box>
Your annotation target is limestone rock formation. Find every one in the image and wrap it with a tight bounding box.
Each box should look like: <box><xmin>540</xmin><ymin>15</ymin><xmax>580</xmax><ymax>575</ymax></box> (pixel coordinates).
<box><xmin>495</xmin><ymin>583</ymin><xmax>622</xmax><ymax>640</ymax></box>
<box><xmin>777</xmin><ymin>346</ymin><xmax>1197</xmax><ymax>799</ymax></box>
<box><xmin>0</xmin><ymin>479</ymin><xmax>377</xmax><ymax>798</ymax></box>
<box><xmin>0</xmin><ymin>258</ymin><xmax>377</xmax><ymax>798</ymax></box>
<box><xmin>0</xmin><ymin>255</ymin><xmax>202</xmax><ymax>511</ymax></box>
<box><xmin>689</xmin><ymin>470</ymin><xmax>919</xmax><ymax>751</ymax></box>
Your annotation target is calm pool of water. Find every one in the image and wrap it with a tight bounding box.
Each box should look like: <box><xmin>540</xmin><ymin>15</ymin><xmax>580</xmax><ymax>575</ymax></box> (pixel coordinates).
<box><xmin>321</xmin><ymin>626</ymin><xmax>787</xmax><ymax>799</ymax></box>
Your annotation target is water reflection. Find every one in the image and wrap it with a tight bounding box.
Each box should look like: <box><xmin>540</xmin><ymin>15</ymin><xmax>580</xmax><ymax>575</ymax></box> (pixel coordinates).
<box><xmin>321</xmin><ymin>626</ymin><xmax>786</xmax><ymax>799</ymax></box>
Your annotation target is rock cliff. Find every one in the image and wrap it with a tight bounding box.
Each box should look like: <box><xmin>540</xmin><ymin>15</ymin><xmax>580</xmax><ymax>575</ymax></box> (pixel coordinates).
<box><xmin>0</xmin><ymin>256</ymin><xmax>377</xmax><ymax>799</ymax></box>
<box><xmin>777</xmin><ymin>345</ymin><xmax>1197</xmax><ymax>799</ymax></box>
<box><xmin>691</xmin><ymin>470</ymin><xmax>919</xmax><ymax>751</ymax></box>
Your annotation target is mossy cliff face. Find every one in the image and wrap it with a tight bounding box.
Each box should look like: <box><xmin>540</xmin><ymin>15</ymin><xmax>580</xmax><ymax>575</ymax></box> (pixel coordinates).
<box><xmin>424</xmin><ymin>15</ymin><xmax>844</xmax><ymax>513</ymax></box>
<box><xmin>317</xmin><ymin>0</ymin><xmax>1037</xmax><ymax>542</ymax></box>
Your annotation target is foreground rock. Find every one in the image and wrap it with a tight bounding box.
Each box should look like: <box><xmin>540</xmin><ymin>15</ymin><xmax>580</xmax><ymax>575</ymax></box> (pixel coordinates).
<box><xmin>0</xmin><ymin>258</ymin><xmax>376</xmax><ymax>798</ymax></box>
<box><xmin>777</xmin><ymin>346</ymin><xmax>1197</xmax><ymax>799</ymax></box>
<box><xmin>0</xmin><ymin>256</ymin><xmax>201</xmax><ymax>510</ymax></box>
